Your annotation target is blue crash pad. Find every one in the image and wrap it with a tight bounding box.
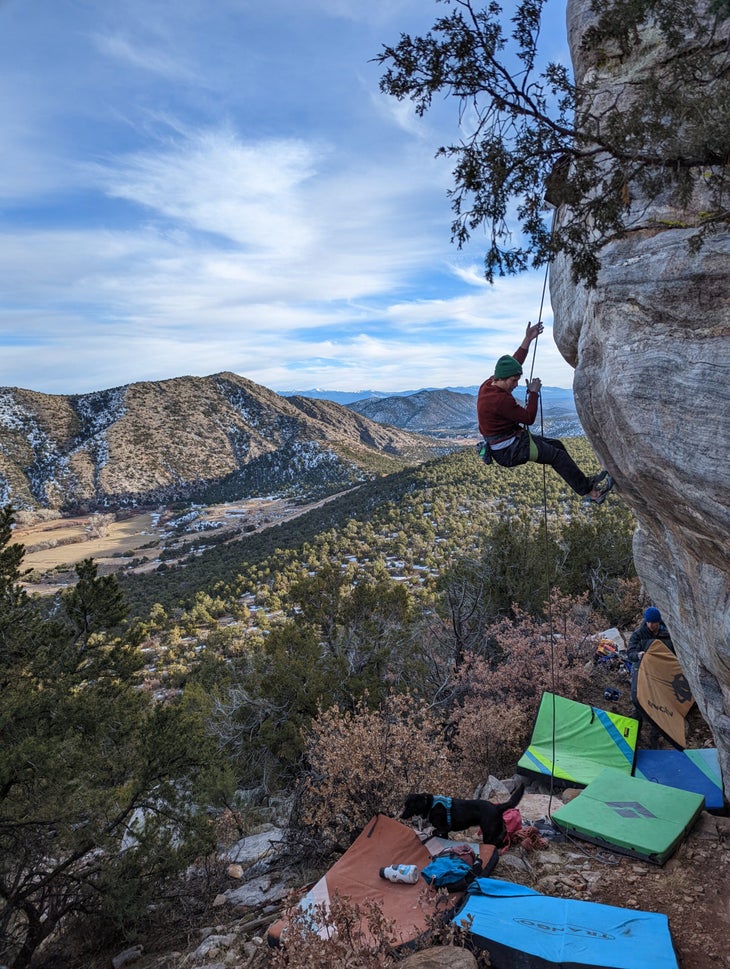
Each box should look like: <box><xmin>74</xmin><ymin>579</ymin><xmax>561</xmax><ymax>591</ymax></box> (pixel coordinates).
<box><xmin>453</xmin><ymin>877</ymin><xmax>679</xmax><ymax>969</ymax></box>
<box><xmin>635</xmin><ymin>747</ymin><xmax>724</xmax><ymax>811</ymax></box>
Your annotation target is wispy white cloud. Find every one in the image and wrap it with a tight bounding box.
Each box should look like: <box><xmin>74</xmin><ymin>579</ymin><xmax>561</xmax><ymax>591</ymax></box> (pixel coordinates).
<box><xmin>93</xmin><ymin>32</ymin><xmax>198</xmax><ymax>81</ymax></box>
<box><xmin>369</xmin><ymin>89</ymin><xmax>432</xmax><ymax>139</ymax></box>
<box><xmin>0</xmin><ymin>0</ymin><xmax>575</xmax><ymax>395</ymax></box>
<box><xmin>88</xmin><ymin>127</ymin><xmax>323</xmax><ymax>255</ymax></box>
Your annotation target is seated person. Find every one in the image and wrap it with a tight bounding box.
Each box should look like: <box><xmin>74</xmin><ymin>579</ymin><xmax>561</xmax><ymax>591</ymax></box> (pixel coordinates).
<box><xmin>627</xmin><ymin>606</ymin><xmax>675</xmax><ymax>718</ymax></box>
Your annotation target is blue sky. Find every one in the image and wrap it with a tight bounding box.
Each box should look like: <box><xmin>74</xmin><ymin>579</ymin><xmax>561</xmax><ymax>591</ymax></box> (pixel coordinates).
<box><xmin>0</xmin><ymin>0</ymin><xmax>574</xmax><ymax>396</ymax></box>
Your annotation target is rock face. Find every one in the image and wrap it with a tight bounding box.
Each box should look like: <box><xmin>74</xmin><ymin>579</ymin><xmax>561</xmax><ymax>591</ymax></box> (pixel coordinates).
<box><xmin>551</xmin><ymin>1</ymin><xmax>730</xmax><ymax>797</ymax></box>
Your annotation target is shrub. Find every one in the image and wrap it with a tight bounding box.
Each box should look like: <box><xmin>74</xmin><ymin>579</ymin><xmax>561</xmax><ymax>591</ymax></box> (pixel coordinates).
<box><xmin>449</xmin><ymin>594</ymin><xmax>593</xmax><ymax>777</ymax></box>
<box><xmin>270</xmin><ymin>888</ymin><xmax>473</xmax><ymax>969</ymax></box>
<box><xmin>270</xmin><ymin>895</ymin><xmax>399</xmax><ymax>969</ymax></box>
<box><xmin>296</xmin><ymin>693</ymin><xmax>461</xmax><ymax>849</ymax></box>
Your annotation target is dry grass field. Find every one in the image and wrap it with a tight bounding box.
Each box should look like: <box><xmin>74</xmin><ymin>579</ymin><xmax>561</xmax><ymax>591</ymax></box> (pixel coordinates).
<box><xmin>15</xmin><ymin>512</ymin><xmax>159</xmax><ymax>570</ymax></box>
<box><xmin>13</xmin><ymin>492</ymin><xmax>353</xmax><ymax>593</ymax></box>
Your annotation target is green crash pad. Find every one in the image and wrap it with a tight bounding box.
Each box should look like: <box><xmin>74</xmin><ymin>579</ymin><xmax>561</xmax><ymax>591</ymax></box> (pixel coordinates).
<box><xmin>518</xmin><ymin>692</ymin><xmax>639</xmax><ymax>787</ymax></box>
<box><xmin>551</xmin><ymin>767</ymin><xmax>705</xmax><ymax>865</ymax></box>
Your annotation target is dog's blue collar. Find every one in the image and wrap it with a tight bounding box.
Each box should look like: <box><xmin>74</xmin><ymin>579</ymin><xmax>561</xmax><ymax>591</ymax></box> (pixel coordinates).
<box><xmin>433</xmin><ymin>795</ymin><xmax>453</xmax><ymax>828</ymax></box>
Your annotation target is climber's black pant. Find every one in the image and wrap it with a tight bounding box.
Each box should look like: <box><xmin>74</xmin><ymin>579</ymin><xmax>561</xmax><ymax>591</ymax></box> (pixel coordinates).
<box><xmin>490</xmin><ymin>432</ymin><xmax>594</xmax><ymax>496</ymax></box>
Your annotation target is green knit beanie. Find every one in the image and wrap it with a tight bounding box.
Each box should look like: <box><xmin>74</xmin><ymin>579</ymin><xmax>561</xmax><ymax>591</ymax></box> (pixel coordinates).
<box><xmin>494</xmin><ymin>355</ymin><xmax>523</xmax><ymax>379</ymax></box>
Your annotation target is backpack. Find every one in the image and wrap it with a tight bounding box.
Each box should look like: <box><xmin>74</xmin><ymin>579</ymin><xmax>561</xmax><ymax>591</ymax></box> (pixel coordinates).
<box><xmin>421</xmin><ymin>851</ymin><xmax>482</xmax><ymax>892</ymax></box>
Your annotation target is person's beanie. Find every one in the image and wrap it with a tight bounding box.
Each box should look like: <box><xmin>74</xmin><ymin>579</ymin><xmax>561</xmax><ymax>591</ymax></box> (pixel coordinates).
<box><xmin>494</xmin><ymin>355</ymin><xmax>523</xmax><ymax>379</ymax></box>
<box><xmin>644</xmin><ymin>607</ymin><xmax>661</xmax><ymax>623</ymax></box>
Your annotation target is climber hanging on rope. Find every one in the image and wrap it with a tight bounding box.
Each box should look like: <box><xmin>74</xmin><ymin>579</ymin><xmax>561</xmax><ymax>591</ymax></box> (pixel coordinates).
<box><xmin>477</xmin><ymin>322</ymin><xmax>614</xmax><ymax>504</ymax></box>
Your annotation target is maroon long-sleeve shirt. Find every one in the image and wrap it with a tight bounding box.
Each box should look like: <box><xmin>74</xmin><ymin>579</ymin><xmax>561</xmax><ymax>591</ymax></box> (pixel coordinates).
<box><xmin>477</xmin><ymin>346</ymin><xmax>539</xmax><ymax>439</ymax></box>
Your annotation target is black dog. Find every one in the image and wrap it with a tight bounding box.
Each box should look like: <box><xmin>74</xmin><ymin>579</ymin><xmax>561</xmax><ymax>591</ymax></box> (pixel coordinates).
<box><xmin>401</xmin><ymin>783</ymin><xmax>524</xmax><ymax>847</ymax></box>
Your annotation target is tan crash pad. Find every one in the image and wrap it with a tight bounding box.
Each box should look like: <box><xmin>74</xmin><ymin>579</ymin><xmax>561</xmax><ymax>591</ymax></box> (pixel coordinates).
<box><xmin>637</xmin><ymin>639</ymin><xmax>694</xmax><ymax>748</ymax></box>
<box><xmin>267</xmin><ymin>814</ymin><xmax>497</xmax><ymax>948</ymax></box>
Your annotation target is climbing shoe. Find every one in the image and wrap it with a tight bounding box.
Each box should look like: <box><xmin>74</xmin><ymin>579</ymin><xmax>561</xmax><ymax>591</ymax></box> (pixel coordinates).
<box><xmin>591</xmin><ymin>474</ymin><xmax>615</xmax><ymax>505</ymax></box>
<box><xmin>592</xmin><ymin>469</ymin><xmax>609</xmax><ymax>487</ymax></box>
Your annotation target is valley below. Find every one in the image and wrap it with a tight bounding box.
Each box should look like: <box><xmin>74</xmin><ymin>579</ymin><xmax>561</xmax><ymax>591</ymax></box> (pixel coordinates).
<box><xmin>14</xmin><ymin>491</ymin><xmax>356</xmax><ymax>594</ymax></box>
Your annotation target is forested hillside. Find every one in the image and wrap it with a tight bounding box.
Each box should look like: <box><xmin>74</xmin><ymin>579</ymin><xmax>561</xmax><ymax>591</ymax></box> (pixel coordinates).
<box><xmin>119</xmin><ymin>439</ymin><xmax>633</xmax><ymax>620</ymax></box>
<box><xmin>2</xmin><ymin>439</ymin><xmax>642</xmax><ymax>968</ymax></box>
<box><xmin>110</xmin><ymin>439</ymin><xmax>638</xmax><ymax>810</ymax></box>
<box><xmin>0</xmin><ymin>373</ymin><xmax>448</xmax><ymax>512</ymax></box>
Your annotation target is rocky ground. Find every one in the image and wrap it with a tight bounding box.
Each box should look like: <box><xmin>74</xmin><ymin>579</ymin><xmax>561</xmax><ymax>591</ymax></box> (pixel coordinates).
<box><xmin>97</xmin><ymin>790</ymin><xmax>727</xmax><ymax>969</ymax></box>
<box><xmin>70</xmin><ymin>661</ymin><xmax>729</xmax><ymax>969</ymax></box>
<box><xmin>497</xmin><ymin>793</ymin><xmax>730</xmax><ymax>969</ymax></box>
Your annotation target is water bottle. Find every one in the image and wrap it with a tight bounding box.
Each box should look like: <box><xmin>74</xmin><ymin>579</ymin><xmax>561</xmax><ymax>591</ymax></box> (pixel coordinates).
<box><xmin>379</xmin><ymin>864</ymin><xmax>419</xmax><ymax>884</ymax></box>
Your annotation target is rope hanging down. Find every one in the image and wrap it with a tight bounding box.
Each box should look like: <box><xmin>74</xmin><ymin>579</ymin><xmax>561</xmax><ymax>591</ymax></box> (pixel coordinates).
<box><xmin>526</xmin><ymin>257</ymin><xmax>551</xmax><ymax>388</ymax></box>
<box><xmin>512</xmin><ymin>251</ymin><xmax>619</xmax><ymax>861</ymax></box>
<box><xmin>524</xmin><ymin>257</ymin><xmax>559</xmax><ymax>819</ymax></box>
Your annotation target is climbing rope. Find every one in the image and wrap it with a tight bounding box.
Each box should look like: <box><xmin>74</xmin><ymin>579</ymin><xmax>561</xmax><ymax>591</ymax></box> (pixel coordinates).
<box><xmin>522</xmin><ymin>258</ymin><xmax>562</xmax><ymax>825</ymax></box>
<box><xmin>525</xmin><ymin>266</ymin><xmax>619</xmax><ymax>860</ymax></box>
<box><xmin>511</xmin><ymin>252</ymin><xmax>622</xmax><ymax>861</ymax></box>
<box><xmin>525</xmin><ymin>258</ymin><xmax>551</xmax><ymax>387</ymax></box>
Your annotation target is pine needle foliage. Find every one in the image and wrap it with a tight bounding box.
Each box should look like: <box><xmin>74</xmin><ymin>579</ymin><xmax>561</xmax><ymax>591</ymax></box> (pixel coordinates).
<box><xmin>0</xmin><ymin>507</ymin><xmax>231</xmax><ymax>969</ymax></box>
<box><xmin>376</xmin><ymin>0</ymin><xmax>730</xmax><ymax>284</ymax></box>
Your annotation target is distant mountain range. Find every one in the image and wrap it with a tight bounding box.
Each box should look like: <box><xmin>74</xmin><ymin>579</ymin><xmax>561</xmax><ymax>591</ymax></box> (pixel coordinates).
<box><xmin>279</xmin><ymin>386</ymin><xmax>481</xmax><ymax>405</ymax></box>
<box><xmin>0</xmin><ymin>375</ymin><xmax>585</xmax><ymax>514</ymax></box>
<box><xmin>281</xmin><ymin>386</ymin><xmax>583</xmax><ymax>440</ymax></box>
<box><xmin>346</xmin><ymin>389</ymin><xmax>478</xmax><ymax>437</ymax></box>
<box><xmin>0</xmin><ymin>374</ymin><xmax>452</xmax><ymax>513</ymax></box>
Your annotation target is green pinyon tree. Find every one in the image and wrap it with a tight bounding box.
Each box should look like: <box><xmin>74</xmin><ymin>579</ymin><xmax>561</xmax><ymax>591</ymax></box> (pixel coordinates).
<box><xmin>0</xmin><ymin>506</ymin><xmax>231</xmax><ymax>969</ymax></box>
<box><xmin>376</xmin><ymin>0</ymin><xmax>730</xmax><ymax>284</ymax></box>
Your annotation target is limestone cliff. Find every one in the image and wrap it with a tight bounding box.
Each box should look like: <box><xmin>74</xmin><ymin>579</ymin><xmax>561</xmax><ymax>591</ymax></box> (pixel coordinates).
<box><xmin>551</xmin><ymin>1</ymin><xmax>730</xmax><ymax>797</ymax></box>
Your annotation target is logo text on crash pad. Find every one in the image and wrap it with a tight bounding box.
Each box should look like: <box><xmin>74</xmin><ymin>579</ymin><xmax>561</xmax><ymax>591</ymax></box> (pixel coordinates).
<box><xmin>515</xmin><ymin>918</ymin><xmax>613</xmax><ymax>940</ymax></box>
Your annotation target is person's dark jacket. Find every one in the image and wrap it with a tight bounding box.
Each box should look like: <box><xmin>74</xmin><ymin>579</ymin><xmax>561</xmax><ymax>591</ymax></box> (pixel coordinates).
<box><xmin>627</xmin><ymin>621</ymin><xmax>674</xmax><ymax>665</ymax></box>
